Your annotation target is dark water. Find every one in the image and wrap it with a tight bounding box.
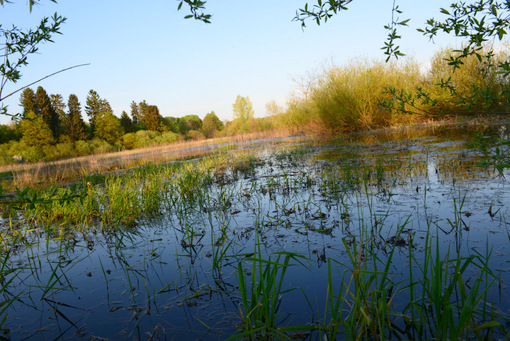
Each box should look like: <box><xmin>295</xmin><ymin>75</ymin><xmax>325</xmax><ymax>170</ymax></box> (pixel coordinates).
<box><xmin>3</xmin><ymin>122</ymin><xmax>510</xmax><ymax>340</ymax></box>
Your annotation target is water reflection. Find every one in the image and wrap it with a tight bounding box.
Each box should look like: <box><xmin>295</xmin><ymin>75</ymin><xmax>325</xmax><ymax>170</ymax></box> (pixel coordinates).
<box><xmin>3</xmin><ymin>122</ymin><xmax>510</xmax><ymax>339</ymax></box>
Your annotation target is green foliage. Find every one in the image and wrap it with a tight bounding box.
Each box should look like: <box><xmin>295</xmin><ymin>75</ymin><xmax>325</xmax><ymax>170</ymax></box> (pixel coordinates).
<box><xmin>0</xmin><ymin>150</ymin><xmax>14</xmax><ymax>166</ymax></box>
<box><xmin>65</xmin><ymin>94</ymin><xmax>88</xmax><ymax>141</ymax></box>
<box><xmin>0</xmin><ymin>7</ymin><xmax>65</xmax><ymax>116</ymax></box>
<box><xmin>162</xmin><ymin>116</ymin><xmax>181</xmax><ymax>133</ymax></box>
<box><xmin>120</xmin><ymin>132</ymin><xmax>136</xmax><ymax>149</ymax></box>
<box><xmin>143</xmin><ymin>105</ymin><xmax>164</xmax><ymax>132</ymax></box>
<box><xmin>181</xmin><ymin>114</ymin><xmax>202</xmax><ymax>132</ymax></box>
<box><xmin>75</xmin><ymin>138</ymin><xmax>115</xmax><ymax>155</ymax></box>
<box><xmin>426</xmin><ymin>48</ymin><xmax>510</xmax><ymax>114</ymax></box>
<box><xmin>233</xmin><ymin>95</ymin><xmax>254</xmax><ymax>121</ymax></box>
<box><xmin>0</xmin><ymin>123</ymin><xmax>21</xmax><ymax>144</ymax></box>
<box><xmin>5</xmin><ymin>140</ymin><xmax>44</xmax><ymax>162</ymax></box>
<box><xmin>156</xmin><ymin>131</ymin><xmax>178</xmax><ymax>144</ymax></box>
<box><xmin>185</xmin><ymin>129</ymin><xmax>205</xmax><ymax>140</ymax></box>
<box><xmin>19</xmin><ymin>88</ymin><xmax>35</xmax><ymax>114</ymax></box>
<box><xmin>49</xmin><ymin>93</ymin><xmax>65</xmax><ymax>120</ymax></box>
<box><xmin>34</xmin><ymin>86</ymin><xmax>60</xmax><ymax>138</ymax></box>
<box><xmin>121</xmin><ymin>130</ymin><xmax>179</xmax><ymax>149</ymax></box>
<box><xmin>94</xmin><ymin>111</ymin><xmax>124</xmax><ymax>144</ymax></box>
<box><xmin>202</xmin><ymin>111</ymin><xmax>223</xmax><ymax>138</ymax></box>
<box><xmin>42</xmin><ymin>141</ymin><xmax>75</xmax><ymax>160</ymax></box>
<box><xmin>85</xmin><ymin>90</ymin><xmax>111</xmax><ymax>130</ymax></box>
<box><xmin>20</xmin><ymin>111</ymin><xmax>55</xmax><ymax>147</ymax></box>
<box><xmin>177</xmin><ymin>0</ymin><xmax>211</xmax><ymax>23</ymax></box>
<box><xmin>130</xmin><ymin>101</ymin><xmax>141</xmax><ymax>125</ymax></box>
<box><xmin>120</xmin><ymin>110</ymin><xmax>135</xmax><ymax>133</ymax></box>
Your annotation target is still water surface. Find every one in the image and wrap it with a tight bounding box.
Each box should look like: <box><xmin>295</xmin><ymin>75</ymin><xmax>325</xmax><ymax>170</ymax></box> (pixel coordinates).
<box><xmin>4</xmin><ymin>122</ymin><xmax>510</xmax><ymax>340</ymax></box>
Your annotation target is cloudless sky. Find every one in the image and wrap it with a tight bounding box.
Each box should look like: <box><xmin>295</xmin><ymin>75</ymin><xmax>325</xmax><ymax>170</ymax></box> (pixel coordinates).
<box><xmin>1</xmin><ymin>0</ymin><xmax>465</xmax><ymax>125</ymax></box>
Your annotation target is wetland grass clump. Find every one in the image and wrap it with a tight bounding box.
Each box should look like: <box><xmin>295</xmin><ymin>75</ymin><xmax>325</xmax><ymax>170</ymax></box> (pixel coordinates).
<box><xmin>280</xmin><ymin>60</ymin><xmax>423</xmax><ymax>134</ymax></box>
<box><xmin>232</xmin><ymin>232</ymin><xmax>309</xmax><ymax>341</ymax></box>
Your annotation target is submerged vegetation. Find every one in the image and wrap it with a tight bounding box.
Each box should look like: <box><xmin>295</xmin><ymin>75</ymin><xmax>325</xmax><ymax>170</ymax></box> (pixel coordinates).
<box><xmin>0</xmin><ymin>123</ymin><xmax>508</xmax><ymax>339</ymax></box>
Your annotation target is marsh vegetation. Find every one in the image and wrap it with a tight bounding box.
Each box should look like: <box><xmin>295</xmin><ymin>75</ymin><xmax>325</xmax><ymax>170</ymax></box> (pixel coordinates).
<box><xmin>0</xmin><ymin>121</ymin><xmax>508</xmax><ymax>339</ymax></box>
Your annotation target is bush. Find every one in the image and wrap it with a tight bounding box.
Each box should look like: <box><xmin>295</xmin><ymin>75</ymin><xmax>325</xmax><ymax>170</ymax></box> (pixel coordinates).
<box><xmin>0</xmin><ymin>151</ymin><xmax>15</xmax><ymax>166</ymax></box>
<box><xmin>134</xmin><ymin>130</ymin><xmax>160</xmax><ymax>148</ymax></box>
<box><xmin>155</xmin><ymin>131</ymin><xmax>179</xmax><ymax>144</ymax></box>
<box><xmin>43</xmin><ymin>142</ymin><xmax>76</xmax><ymax>160</ymax></box>
<box><xmin>185</xmin><ymin>130</ymin><xmax>205</xmax><ymax>141</ymax></box>
<box><xmin>6</xmin><ymin>141</ymin><xmax>45</xmax><ymax>163</ymax></box>
<box><xmin>121</xmin><ymin>133</ymin><xmax>137</xmax><ymax>150</ymax></box>
<box><xmin>424</xmin><ymin>47</ymin><xmax>510</xmax><ymax>114</ymax></box>
<box><xmin>75</xmin><ymin>140</ymin><xmax>94</xmax><ymax>156</ymax></box>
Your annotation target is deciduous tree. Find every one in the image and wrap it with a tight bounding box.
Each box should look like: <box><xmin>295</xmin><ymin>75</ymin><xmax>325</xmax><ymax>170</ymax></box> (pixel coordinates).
<box><xmin>202</xmin><ymin>111</ymin><xmax>223</xmax><ymax>138</ymax></box>
<box><xmin>20</xmin><ymin>111</ymin><xmax>55</xmax><ymax>147</ymax></box>
<box><xmin>94</xmin><ymin>111</ymin><xmax>124</xmax><ymax>144</ymax></box>
<box><xmin>233</xmin><ymin>95</ymin><xmax>254</xmax><ymax>122</ymax></box>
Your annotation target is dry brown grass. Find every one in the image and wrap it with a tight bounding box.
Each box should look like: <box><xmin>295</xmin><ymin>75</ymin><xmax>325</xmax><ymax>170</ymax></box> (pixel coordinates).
<box><xmin>0</xmin><ymin>129</ymin><xmax>302</xmax><ymax>189</ymax></box>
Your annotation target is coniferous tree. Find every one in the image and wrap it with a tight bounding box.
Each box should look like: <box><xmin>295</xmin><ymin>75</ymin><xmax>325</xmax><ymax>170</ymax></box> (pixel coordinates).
<box><xmin>130</xmin><ymin>101</ymin><xmax>140</xmax><ymax>125</ymax></box>
<box><xmin>34</xmin><ymin>86</ymin><xmax>60</xmax><ymax>138</ymax></box>
<box><xmin>19</xmin><ymin>88</ymin><xmax>36</xmax><ymax>115</ymax></box>
<box><xmin>138</xmin><ymin>100</ymin><xmax>149</xmax><ymax>125</ymax></box>
<box><xmin>120</xmin><ymin>111</ymin><xmax>135</xmax><ymax>133</ymax></box>
<box><xmin>50</xmin><ymin>94</ymin><xmax>66</xmax><ymax>136</ymax></box>
<box><xmin>66</xmin><ymin>94</ymin><xmax>88</xmax><ymax>141</ymax></box>
<box><xmin>143</xmin><ymin>105</ymin><xmax>164</xmax><ymax>132</ymax></box>
<box><xmin>85</xmin><ymin>89</ymin><xmax>103</xmax><ymax>131</ymax></box>
<box><xmin>101</xmin><ymin>99</ymin><xmax>113</xmax><ymax>113</ymax></box>
<box><xmin>50</xmin><ymin>94</ymin><xmax>66</xmax><ymax>119</ymax></box>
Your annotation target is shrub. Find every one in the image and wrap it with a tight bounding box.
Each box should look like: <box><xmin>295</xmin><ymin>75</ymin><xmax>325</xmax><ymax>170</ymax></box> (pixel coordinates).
<box><xmin>155</xmin><ymin>131</ymin><xmax>179</xmax><ymax>144</ymax></box>
<box><xmin>185</xmin><ymin>130</ymin><xmax>205</xmax><ymax>141</ymax></box>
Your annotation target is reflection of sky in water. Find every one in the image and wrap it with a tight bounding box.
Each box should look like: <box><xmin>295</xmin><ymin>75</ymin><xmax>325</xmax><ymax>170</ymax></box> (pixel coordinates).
<box><xmin>5</xmin><ymin>122</ymin><xmax>510</xmax><ymax>339</ymax></box>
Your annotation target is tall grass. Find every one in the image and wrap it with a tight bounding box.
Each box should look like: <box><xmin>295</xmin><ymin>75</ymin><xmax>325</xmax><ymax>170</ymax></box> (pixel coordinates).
<box><xmin>278</xmin><ymin>60</ymin><xmax>423</xmax><ymax>134</ymax></box>
<box><xmin>275</xmin><ymin>46</ymin><xmax>510</xmax><ymax>134</ymax></box>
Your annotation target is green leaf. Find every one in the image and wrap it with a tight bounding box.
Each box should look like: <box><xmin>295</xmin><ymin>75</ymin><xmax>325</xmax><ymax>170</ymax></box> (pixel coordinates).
<box><xmin>473</xmin><ymin>320</ymin><xmax>501</xmax><ymax>330</ymax></box>
<box><xmin>398</xmin><ymin>19</ymin><xmax>410</xmax><ymax>26</ymax></box>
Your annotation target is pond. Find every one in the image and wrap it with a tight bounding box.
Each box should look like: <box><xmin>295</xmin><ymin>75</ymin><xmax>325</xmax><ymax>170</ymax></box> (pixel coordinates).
<box><xmin>1</xmin><ymin>121</ymin><xmax>510</xmax><ymax>340</ymax></box>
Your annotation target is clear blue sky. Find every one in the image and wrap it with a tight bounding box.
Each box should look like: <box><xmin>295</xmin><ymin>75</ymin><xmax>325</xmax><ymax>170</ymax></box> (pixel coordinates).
<box><xmin>1</xmin><ymin>0</ymin><xmax>463</xmax><ymax>125</ymax></box>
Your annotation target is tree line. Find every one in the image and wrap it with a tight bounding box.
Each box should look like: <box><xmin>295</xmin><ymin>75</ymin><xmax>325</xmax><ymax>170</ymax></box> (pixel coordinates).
<box><xmin>0</xmin><ymin>87</ymin><xmax>264</xmax><ymax>163</ymax></box>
